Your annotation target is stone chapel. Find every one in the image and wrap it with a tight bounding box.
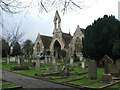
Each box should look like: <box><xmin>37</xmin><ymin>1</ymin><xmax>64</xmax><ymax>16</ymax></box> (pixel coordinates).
<box><xmin>33</xmin><ymin>10</ymin><xmax>84</xmax><ymax>61</ymax></box>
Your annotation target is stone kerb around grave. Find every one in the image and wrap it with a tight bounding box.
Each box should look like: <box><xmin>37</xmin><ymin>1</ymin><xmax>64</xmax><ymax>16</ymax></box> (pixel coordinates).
<box><xmin>88</xmin><ymin>60</ymin><xmax>97</xmax><ymax>80</ymax></box>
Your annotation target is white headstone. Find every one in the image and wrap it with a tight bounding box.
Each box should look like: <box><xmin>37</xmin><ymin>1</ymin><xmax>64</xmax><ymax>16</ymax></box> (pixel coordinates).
<box><xmin>70</xmin><ymin>58</ymin><xmax>74</xmax><ymax>66</ymax></box>
<box><xmin>82</xmin><ymin>61</ymin><xmax>85</xmax><ymax>68</ymax></box>
<box><xmin>80</xmin><ymin>56</ymin><xmax>83</xmax><ymax>61</ymax></box>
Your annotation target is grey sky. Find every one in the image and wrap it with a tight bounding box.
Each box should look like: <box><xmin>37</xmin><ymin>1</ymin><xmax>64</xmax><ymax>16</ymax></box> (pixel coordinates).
<box><xmin>2</xmin><ymin>0</ymin><xmax>120</xmax><ymax>43</ymax></box>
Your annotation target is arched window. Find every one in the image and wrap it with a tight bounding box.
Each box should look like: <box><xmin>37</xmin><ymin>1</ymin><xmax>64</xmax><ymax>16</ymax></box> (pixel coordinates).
<box><xmin>36</xmin><ymin>42</ymin><xmax>40</xmax><ymax>52</ymax></box>
<box><xmin>75</xmin><ymin>37</ymin><xmax>82</xmax><ymax>53</ymax></box>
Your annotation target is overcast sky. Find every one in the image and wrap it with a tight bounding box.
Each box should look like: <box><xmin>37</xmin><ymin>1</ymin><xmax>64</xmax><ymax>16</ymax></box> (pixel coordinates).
<box><xmin>2</xmin><ymin>0</ymin><xmax>120</xmax><ymax>43</ymax></box>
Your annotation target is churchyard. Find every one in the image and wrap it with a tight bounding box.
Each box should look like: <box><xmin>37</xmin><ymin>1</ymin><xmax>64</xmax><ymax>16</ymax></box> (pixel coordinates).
<box><xmin>1</xmin><ymin>55</ymin><xmax>120</xmax><ymax>89</ymax></box>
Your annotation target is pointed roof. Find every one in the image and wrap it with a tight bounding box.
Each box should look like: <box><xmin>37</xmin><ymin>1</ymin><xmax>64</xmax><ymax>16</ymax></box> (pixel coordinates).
<box><xmin>35</xmin><ymin>33</ymin><xmax>52</xmax><ymax>49</ymax></box>
<box><xmin>54</xmin><ymin>10</ymin><xmax>61</xmax><ymax>22</ymax></box>
<box><xmin>74</xmin><ymin>25</ymin><xmax>84</xmax><ymax>35</ymax></box>
<box><xmin>40</xmin><ymin>35</ymin><xmax>52</xmax><ymax>49</ymax></box>
<box><xmin>62</xmin><ymin>32</ymin><xmax>72</xmax><ymax>48</ymax></box>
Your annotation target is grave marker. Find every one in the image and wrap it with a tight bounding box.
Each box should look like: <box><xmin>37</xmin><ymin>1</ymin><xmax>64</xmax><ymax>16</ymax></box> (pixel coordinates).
<box><xmin>88</xmin><ymin>60</ymin><xmax>97</xmax><ymax>80</ymax></box>
<box><xmin>36</xmin><ymin>58</ymin><xmax>40</xmax><ymax>70</ymax></box>
<box><xmin>116</xmin><ymin>59</ymin><xmax>120</xmax><ymax>76</ymax></box>
<box><xmin>70</xmin><ymin>57</ymin><xmax>74</xmax><ymax>66</ymax></box>
<box><xmin>101</xmin><ymin>55</ymin><xmax>113</xmax><ymax>74</ymax></box>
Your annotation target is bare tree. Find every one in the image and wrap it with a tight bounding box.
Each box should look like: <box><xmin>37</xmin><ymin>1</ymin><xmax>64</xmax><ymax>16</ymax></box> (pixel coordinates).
<box><xmin>0</xmin><ymin>0</ymin><xmax>28</xmax><ymax>14</ymax></box>
<box><xmin>0</xmin><ymin>0</ymin><xmax>86</xmax><ymax>14</ymax></box>
<box><xmin>2</xmin><ymin>19</ymin><xmax>24</xmax><ymax>49</ymax></box>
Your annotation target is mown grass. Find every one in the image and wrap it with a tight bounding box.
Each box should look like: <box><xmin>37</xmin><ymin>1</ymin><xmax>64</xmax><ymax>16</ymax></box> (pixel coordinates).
<box><xmin>1</xmin><ymin>62</ymin><xmax>120</xmax><ymax>89</ymax></box>
<box><xmin>0</xmin><ymin>80</ymin><xmax>18</xmax><ymax>89</ymax></box>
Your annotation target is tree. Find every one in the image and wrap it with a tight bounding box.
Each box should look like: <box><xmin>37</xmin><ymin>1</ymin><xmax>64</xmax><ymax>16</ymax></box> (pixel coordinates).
<box><xmin>12</xmin><ymin>41</ymin><xmax>21</xmax><ymax>56</ymax></box>
<box><xmin>2</xmin><ymin>21</ymin><xmax>25</xmax><ymax>56</ymax></box>
<box><xmin>0</xmin><ymin>0</ymin><xmax>87</xmax><ymax>14</ymax></box>
<box><xmin>1</xmin><ymin>38</ymin><xmax>10</xmax><ymax>57</ymax></box>
<box><xmin>23</xmin><ymin>39</ymin><xmax>33</xmax><ymax>56</ymax></box>
<box><xmin>112</xmin><ymin>40</ymin><xmax>120</xmax><ymax>59</ymax></box>
<box><xmin>82</xmin><ymin>15</ymin><xmax>120</xmax><ymax>61</ymax></box>
<box><xmin>0</xmin><ymin>0</ymin><xmax>27</xmax><ymax>14</ymax></box>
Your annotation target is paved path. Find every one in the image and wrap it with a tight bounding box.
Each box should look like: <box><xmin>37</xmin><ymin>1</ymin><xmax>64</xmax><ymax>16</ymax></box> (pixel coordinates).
<box><xmin>1</xmin><ymin>70</ymin><xmax>79</xmax><ymax>89</ymax></box>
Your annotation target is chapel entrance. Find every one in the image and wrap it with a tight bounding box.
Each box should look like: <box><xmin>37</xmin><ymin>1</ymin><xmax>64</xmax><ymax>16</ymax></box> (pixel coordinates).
<box><xmin>54</xmin><ymin>40</ymin><xmax>61</xmax><ymax>59</ymax></box>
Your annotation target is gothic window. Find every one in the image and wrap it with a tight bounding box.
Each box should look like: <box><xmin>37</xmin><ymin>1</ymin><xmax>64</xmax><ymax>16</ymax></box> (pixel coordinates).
<box><xmin>36</xmin><ymin>42</ymin><xmax>40</xmax><ymax>52</ymax></box>
<box><xmin>75</xmin><ymin>37</ymin><xmax>81</xmax><ymax>53</ymax></box>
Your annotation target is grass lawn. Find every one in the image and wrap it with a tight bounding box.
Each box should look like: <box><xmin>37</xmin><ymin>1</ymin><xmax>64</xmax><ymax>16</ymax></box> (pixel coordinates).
<box><xmin>0</xmin><ymin>80</ymin><xmax>19</xmax><ymax>89</ymax></box>
<box><xmin>1</xmin><ymin>61</ymin><xmax>120</xmax><ymax>89</ymax></box>
<box><xmin>106</xmin><ymin>82</ymin><xmax>120</xmax><ymax>89</ymax></box>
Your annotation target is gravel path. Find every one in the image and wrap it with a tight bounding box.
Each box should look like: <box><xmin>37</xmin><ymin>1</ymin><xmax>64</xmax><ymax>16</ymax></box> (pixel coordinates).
<box><xmin>1</xmin><ymin>70</ymin><xmax>79</xmax><ymax>89</ymax></box>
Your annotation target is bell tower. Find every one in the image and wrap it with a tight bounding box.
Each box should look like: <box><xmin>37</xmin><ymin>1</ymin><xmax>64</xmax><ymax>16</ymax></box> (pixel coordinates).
<box><xmin>53</xmin><ymin>10</ymin><xmax>62</xmax><ymax>38</ymax></box>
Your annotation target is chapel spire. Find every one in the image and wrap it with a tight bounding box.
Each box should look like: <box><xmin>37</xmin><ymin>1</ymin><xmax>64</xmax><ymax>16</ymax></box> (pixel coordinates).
<box><xmin>53</xmin><ymin>10</ymin><xmax>61</xmax><ymax>34</ymax></box>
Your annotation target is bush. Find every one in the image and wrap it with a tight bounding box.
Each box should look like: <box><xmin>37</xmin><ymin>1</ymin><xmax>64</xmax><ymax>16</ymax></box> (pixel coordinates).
<box><xmin>11</xmin><ymin>66</ymin><xmax>30</xmax><ymax>70</ymax></box>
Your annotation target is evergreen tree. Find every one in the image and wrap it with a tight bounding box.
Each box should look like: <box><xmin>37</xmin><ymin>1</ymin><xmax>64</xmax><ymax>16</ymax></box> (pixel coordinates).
<box><xmin>82</xmin><ymin>15</ymin><xmax>120</xmax><ymax>61</ymax></box>
<box><xmin>12</xmin><ymin>42</ymin><xmax>21</xmax><ymax>56</ymax></box>
<box><xmin>23</xmin><ymin>39</ymin><xmax>33</xmax><ymax>56</ymax></box>
<box><xmin>1</xmin><ymin>39</ymin><xmax>10</xmax><ymax>57</ymax></box>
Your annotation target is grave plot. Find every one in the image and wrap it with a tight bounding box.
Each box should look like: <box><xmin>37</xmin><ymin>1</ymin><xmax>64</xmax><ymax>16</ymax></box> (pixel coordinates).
<box><xmin>1</xmin><ymin>59</ymin><xmax>120</xmax><ymax>89</ymax></box>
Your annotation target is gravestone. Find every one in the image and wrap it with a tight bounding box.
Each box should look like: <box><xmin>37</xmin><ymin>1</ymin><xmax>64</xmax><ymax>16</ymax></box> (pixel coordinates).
<box><xmin>45</xmin><ymin>56</ymin><xmax>48</xmax><ymax>65</ymax></box>
<box><xmin>17</xmin><ymin>56</ymin><xmax>21</xmax><ymax>65</ymax></box>
<box><xmin>82</xmin><ymin>61</ymin><xmax>85</xmax><ymax>68</ymax></box>
<box><xmin>88</xmin><ymin>60</ymin><xmax>97</xmax><ymax>80</ymax></box>
<box><xmin>36</xmin><ymin>58</ymin><xmax>40</xmax><ymax>70</ymax></box>
<box><xmin>102</xmin><ymin>74</ymin><xmax>112</xmax><ymax>84</ymax></box>
<box><xmin>116</xmin><ymin>59</ymin><xmax>120</xmax><ymax>77</ymax></box>
<box><xmin>101</xmin><ymin>55</ymin><xmax>113</xmax><ymax>74</ymax></box>
<box><xmin>54</xmin><ymin>64</ymin><xmax>61</xmax><ymax>72</ymax></box>
<box><xmin>52</xmin><ymin>58</ymin><xmax>56</xmax><ymax>65</ymax></box>
<box><xmin>7</xmin><ymin>56</ymin><xmax>10</xmax><ymax>64</ymax></box>
<box><xmin>61</xmin><ymin>65</ymin><xmax>70</xmax><ymax>77</ymax></box>
<box><xmin>101</xmin><ymin>55</ymin><xmax>112</xmax><ymax>83</ymax></box>
<box><xmin>70</xmin><ymin>57</ymin><xmax>74</xmax><ymax>66</ymax></box>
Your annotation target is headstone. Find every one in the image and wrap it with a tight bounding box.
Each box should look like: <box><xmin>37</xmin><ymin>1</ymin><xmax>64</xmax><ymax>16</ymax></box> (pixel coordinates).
<box><xmin>45</xmin><ymin>56</ymin><xmax>48</xmax><ymax>65</ymax></box>
<box><xmin>102</xmin><ymin>74</ymin><xmax>112</xmax><ymax>84</ymax></box>
<box><xmin>60</xmin><ymin>58</ymin><xmax>64</xmax><ymax>64</ymax></box>
<box><xmin>52</xmin><ymin>58</ymin><xmax>56</xmax><ymax>65</ymax></box>
<box><xmin>17</xmin><ymin>56</ymin><xmax>21</xmax><ymax>65</ymax></box>
<box><xmin>70</xmin><ymin>57</ymin><xmax>74</xmax><ymax>66</ymax></box>
<box><xmin>116</xmin><ymin>59</ymin><xmax>120</xmax><ymax>76</ymax></box>
<box><xmin>36</xmin><ymin>58</ymin><xmax>40</xmax><ymax>70</ymax></box>
<box><xmin>60</xmin><ymin>65</ymin><xmax>70</xmax><ymax>77</ymax></box>
<box><xmin>82</xmin><ymin>61</ymin><xmax>85</xmax><ymax>68</ymax></box>
<box><xmin>7</xmin><ymin>56</ymin><xmax>10</xmax><ymax>64</ymax></box>
<box><xmin>88</xmin><ymin>60</ymin><xmax>97</xmax><ymax>80</ymax></box>
<box><xmin>101</xmin><ymin>55</ymin><xmax>113</xmax><ymax>74</ymax></box>
<box><xmin>54</xmin><ymin>65</ymin><xmax>61</xmax><ymax>72</ymax></box>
